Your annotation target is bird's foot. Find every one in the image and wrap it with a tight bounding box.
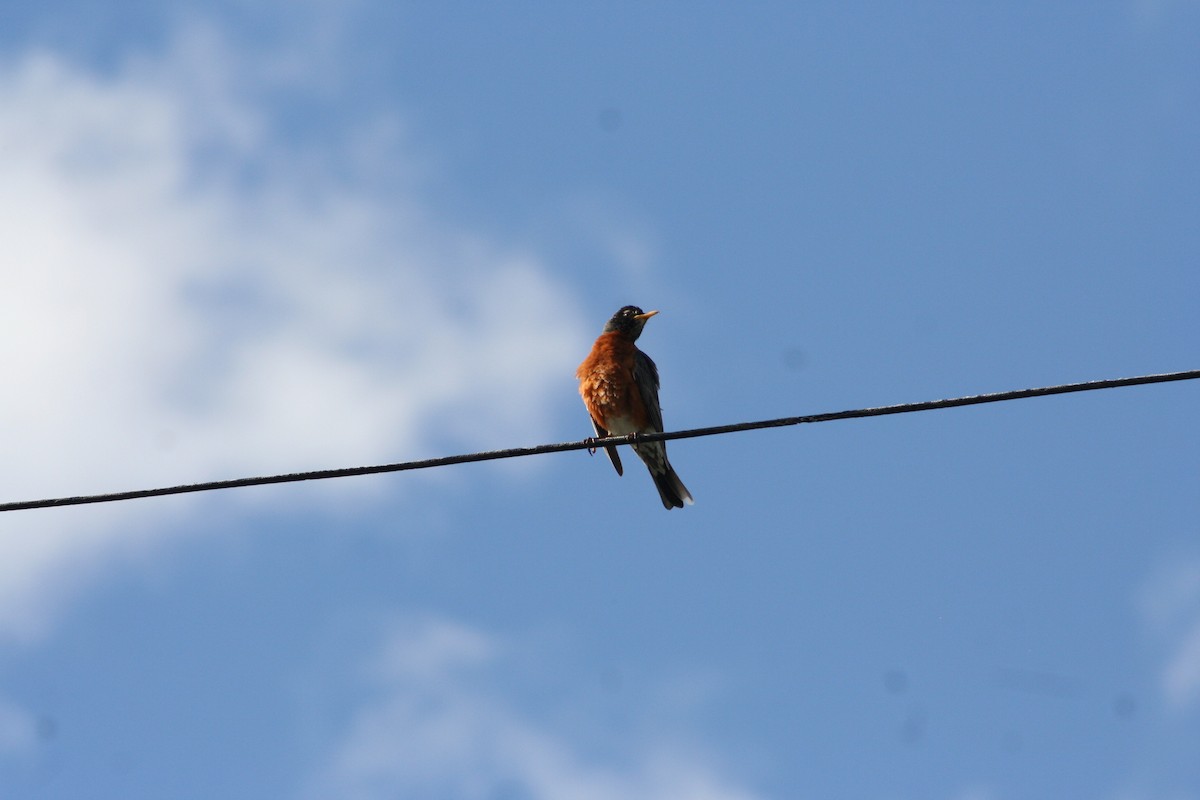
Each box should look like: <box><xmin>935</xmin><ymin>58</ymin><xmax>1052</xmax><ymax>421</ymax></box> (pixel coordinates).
<box><xmin>583</xmin><ymin>437</ymin><xmax>598</xmax><ymax>456</ymax></box>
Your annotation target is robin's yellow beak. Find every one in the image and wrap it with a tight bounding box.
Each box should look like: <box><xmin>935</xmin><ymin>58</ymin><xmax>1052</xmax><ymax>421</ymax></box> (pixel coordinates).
<box><xmin>634</xmin><ymin>310</ymin><xmax>660</xmax><ymax>321</ymax></box>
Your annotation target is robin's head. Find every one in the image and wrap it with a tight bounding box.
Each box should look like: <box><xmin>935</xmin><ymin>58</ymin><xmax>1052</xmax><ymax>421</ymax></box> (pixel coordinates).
<box><xmin>603</xmin><ymin>305</ymin><xmax>659</xmax><ymax>339</ymax></box>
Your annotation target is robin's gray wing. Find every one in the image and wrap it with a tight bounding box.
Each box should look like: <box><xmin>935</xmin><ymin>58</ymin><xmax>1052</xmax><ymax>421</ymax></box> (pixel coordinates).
<box><xmin>632</xmin><ymin>349</ymin><xmax>664</xmax><ymax>433</ymax></box>
<box><xmin>632</xmin><ymin>348</ymin><xmax>692</xmax><ymax>508</ymax></box>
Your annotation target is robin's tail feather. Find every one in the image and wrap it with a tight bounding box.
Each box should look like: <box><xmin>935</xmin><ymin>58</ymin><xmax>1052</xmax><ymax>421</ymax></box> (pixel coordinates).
<box><xmin>651</xmin><ymin>464</ymin><xmax>693</xmax><ymax>510</ymax></box>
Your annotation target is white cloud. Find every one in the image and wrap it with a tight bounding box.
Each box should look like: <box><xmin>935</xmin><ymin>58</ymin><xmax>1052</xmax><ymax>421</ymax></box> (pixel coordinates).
<box><xmin>1140</xmin><ymin>557</ymin><xmax>1200</xmax><ymax>709</ymax></box>
<box><xmin>0</xmin><ymin>25</ymin><xmax>588</xmax><ymax>641</ymax></box>
<box><xmin>302</xmin><ymin>616</ymin><xmax>762</xmax><ymax>800</ymax></box>
<box><xmin>0</xmin><ymin>697</ymin><xmax>37</xmax><ymax>756</ymax></box>
<box><xmin>1162</xmin><ymin>619</ymin><xmax>1200</xmax><ymax>709</ymax></box>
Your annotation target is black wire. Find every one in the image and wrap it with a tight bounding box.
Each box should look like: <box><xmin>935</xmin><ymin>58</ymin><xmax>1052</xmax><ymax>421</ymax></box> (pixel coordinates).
<box><xmin>2</xmin><ymin>369</ymin><xmax>1196</xmax><ymax>513</ymax></box>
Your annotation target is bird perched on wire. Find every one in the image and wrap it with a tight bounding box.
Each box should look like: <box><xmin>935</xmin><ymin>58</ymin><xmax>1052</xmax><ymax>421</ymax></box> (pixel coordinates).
<box><xmin>577</xmin><ymin>306</ymin><xmax>693</xmax><ymax>509</ymax></box>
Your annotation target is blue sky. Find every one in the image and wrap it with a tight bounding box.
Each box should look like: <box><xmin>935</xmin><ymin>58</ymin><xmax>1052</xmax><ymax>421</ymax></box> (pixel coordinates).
<box><xmin>1</xmin><ymin>2</ymin><xmax>1198</xmax><ymax>798</ymax></box>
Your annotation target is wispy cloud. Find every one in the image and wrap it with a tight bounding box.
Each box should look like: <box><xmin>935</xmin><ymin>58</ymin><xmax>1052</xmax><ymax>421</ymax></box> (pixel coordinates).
<box><xmin>0</xmin><ymin>697</ymin><xmax>37</xmax><ymax>756</ymax></box>
<box><xmin>1140</xmin><ymin>557</ymin><xmax>1200</xmax><ymax>709</ymax></box>
<box><xmin>302</xmin><ymin>615</ymin><xmax>762</xmax><ymax>800</ymax></box>
<box><xmin>1162</xmin><ymin>621</ymin><xmax>1200</xmax><ymax>709</ymax></box>
<box><xmin>0</xmin><ymin>23</ymin><xmax>587</xmax><ymax>641</ymax></box>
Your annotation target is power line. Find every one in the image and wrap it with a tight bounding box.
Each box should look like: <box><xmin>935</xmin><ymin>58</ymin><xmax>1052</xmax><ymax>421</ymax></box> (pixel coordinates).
<box><xmin>2</xmin><ymin>369</ymin><xmax>1196</xmax><ymax>513</ymax></box>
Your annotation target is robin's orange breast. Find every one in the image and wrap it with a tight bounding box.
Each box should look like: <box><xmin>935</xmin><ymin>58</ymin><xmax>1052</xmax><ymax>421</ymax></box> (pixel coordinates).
<box><xmin>576</xmin><ymin>332</ymin><xmax>649</xmax><ymax>432</ymax></box>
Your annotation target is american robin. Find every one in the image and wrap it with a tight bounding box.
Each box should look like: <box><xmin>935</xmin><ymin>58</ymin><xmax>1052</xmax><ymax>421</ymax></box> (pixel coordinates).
<box><xmin>577</xmin><ymin>306</ymin><xmax>693</xmax><ymax>509</ymax></box>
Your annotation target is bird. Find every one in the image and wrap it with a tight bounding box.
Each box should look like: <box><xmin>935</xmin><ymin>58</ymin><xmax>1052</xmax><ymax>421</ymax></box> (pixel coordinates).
<box><xmin>577</xmin><ymin>305</ymin><xmax>693</xmax><ymax>509</ymax></box>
